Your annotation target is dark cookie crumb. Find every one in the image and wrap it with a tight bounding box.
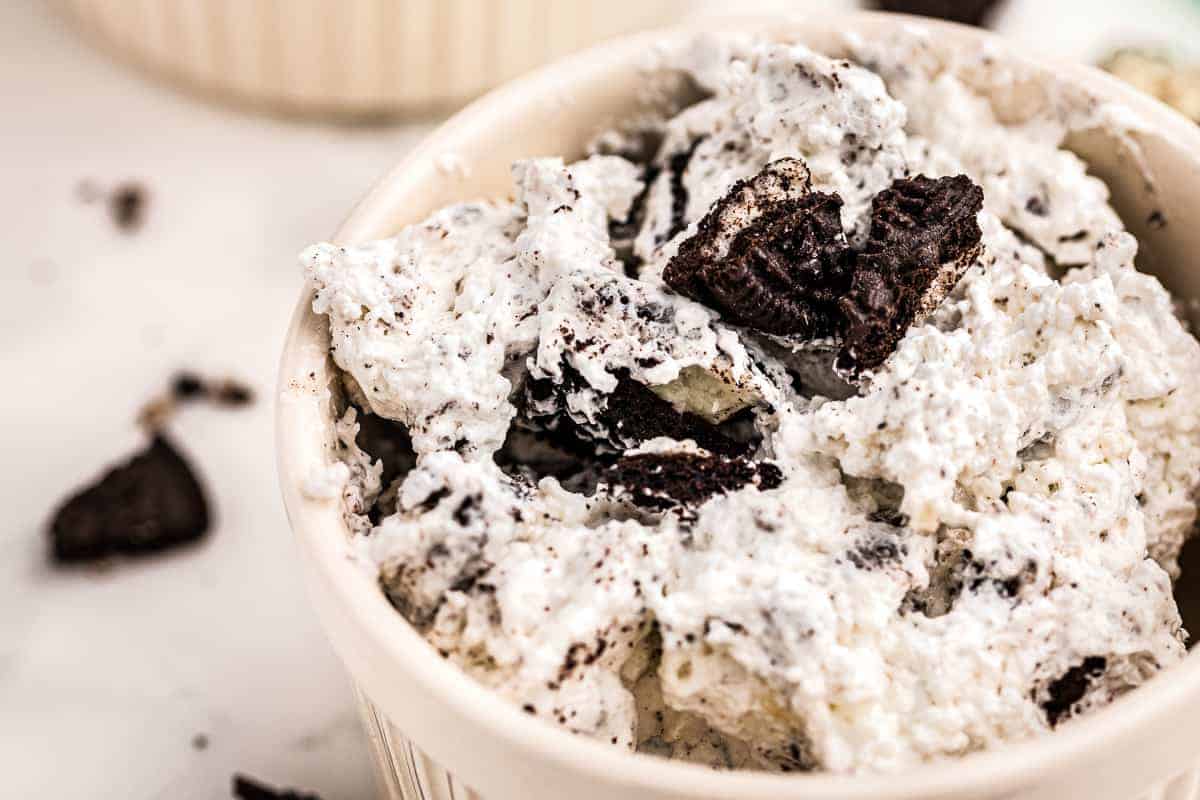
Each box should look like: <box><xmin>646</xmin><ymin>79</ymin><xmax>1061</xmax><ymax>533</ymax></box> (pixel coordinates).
<box><xmin>845</xmin><ymin>534</ymin><xmax>906</xmax><ymax>569</ymax></box>
<box><xmin>839</xmin><ymin>174</ymin><xmax>984</xmax><ymax>371</ymax></box>
<box><xmin>1041</xmin><ymin>656</ymin><xmax>1107</xmax><ymax>727</ymax></box>
<box><xmin>213</xmin><ymin>382</ymin><xmax>254</xmax><ymax>406</ymax></box>
<box><xmin>871</xmin><ymin>0</ymin><xmax>1005</xmax><ymax>27</ymax></box>
<box><xmin>172</xmin><ymin>372</ymin><xmax>207</xmax><ymax>399</ymax></box>
<box><xmin>111</xmin><ymin>182</ymin><xmax>147</xmax><ymax>232</ymax></box>
<box><xmin>605</xmin><ymin>451</ymin><xmax>782</xmax><ymax>510</ymax></box>
<box><xmin>49</xmin><ymin>435</ymin><xmax>209</xmax><ymax>563</ymax></box>
<box><xmin>191</xmin><ymin>733</ymin><xmax>209</xmax><ymax>751</ymax></box>
<box><xmin>233</xmin><ymin>774</ymin><xmax>323</xmax><ymax>800</ymax></box>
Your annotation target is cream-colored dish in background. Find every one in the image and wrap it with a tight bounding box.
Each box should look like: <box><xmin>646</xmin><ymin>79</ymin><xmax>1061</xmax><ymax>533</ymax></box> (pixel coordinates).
<box><xmin>278</xmin><ymin>13</ymin><xmax>1200</xmax><ymax>800</ymax></box>
<box><xmin>57</xmin><ymin>0</ymin><xmax>690</xmax><ymax>116</ymax></box>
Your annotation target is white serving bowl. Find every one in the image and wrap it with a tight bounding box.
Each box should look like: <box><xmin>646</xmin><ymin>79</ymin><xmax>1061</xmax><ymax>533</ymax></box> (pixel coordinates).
<box><xmin>57</xmin><ymin>0</ymin><xmax>690</xmax><ymax>117</ymax></box>
<box><xmin>277</xmin><ymin>12</ymin><xmax>1200</xmax><ymax>799</ymax></box>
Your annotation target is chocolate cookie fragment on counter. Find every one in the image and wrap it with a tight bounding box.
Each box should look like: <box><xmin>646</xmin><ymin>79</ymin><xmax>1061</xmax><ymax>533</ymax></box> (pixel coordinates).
<box><xmin>838</xmin><ymin>174</ymin><xmax>983</xmax><ymax>370</ymax></box>
<box><xmin>664</xmin><ymin>158</ymin><xmax>851</xmax><ymax>337</ymax></box>
<box><xmin>233</xmin><ymin>774</ymin><xmax>323</xmax><ymax>800</ymax></box>
<box><xmin>606</xmin><ymin>451</ymin><xmax>783</xmax><ymax>510</ymax></box>
<box><xmin>49</xmin><ymin>435</ymin><xmax>209</xmax><ymax>563</ymax></box>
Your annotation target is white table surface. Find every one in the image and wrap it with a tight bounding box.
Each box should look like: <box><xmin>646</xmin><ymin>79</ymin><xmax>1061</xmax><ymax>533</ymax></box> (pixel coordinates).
<box><xmin>4</xmin><ymin>2</ymin><xmax>1200</xmax><ymax>800</ymax></box>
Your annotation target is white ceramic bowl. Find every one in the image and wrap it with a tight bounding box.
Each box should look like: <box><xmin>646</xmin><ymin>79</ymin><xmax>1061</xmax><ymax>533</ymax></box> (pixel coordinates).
<box><xmin>277</xmin><ymin>13</ymin><xmax>1200</xmax><ymax>800</ymax></box>
<box><xmin>58</xmin><ymin>0</ymin><xmax>690</xmax><ymax>117</ymax></box>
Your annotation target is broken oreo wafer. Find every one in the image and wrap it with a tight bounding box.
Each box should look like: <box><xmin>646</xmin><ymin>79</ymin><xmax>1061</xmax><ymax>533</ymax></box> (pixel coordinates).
<box><xmin>50</xmin><ymin>434</ymin><xmax>209</xmax><ymax>563</ymax></box>
<box><xmin>839</xmin><ymin>174</ymin><xmax>983</xmax><ymax>371</ymax></box>
<box><xmin>605</xmin><ymin>451</ymin><xmax>783</xmax><ymax>510</ymax></box>
<box><xmin>665</xmin><ymin>158</ymin><xmax>851</xmax><ymax>338</ymax></box>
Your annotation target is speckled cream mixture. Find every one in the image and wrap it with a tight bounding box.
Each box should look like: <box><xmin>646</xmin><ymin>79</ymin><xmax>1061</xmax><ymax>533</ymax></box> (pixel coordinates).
<box><xmin>299</xmin><ymin>32</ymin><xmax>1200</xmax><ymax>774</ymax></box>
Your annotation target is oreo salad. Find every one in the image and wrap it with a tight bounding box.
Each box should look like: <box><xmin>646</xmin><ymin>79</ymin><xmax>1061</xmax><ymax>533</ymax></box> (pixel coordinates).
<box><xmin>298</xmin><ymin>32</ymin><xmax>1200</xmax><ymax>773</ymax></box>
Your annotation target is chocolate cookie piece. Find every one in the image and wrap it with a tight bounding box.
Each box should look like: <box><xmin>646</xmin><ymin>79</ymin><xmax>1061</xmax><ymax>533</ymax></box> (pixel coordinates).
<box><xmin>233</xmin><ymin>774</ymin><xmax>323</xmax><ymax>800</ymax></box>
<box><xmin>49</xmin><ymin>435</ymin><xmax>209</xmax><ymax>563</ymax></box>
<box><xmin>838</xmin><ymin>174</ymin><xmax>983</xmax><ymax>371</ymax></box>
<box><xmin>665</xmin><ymin>159</ymin><xmax>851</xmax><ymax>337</ymax></box>
<box><xmin>1041</xmin><ymin>656</ymin><xmax>1108</xmax><ymax>728</ymax></box>
<box><xmin>525</xmin><ymin>367</ymin><xmax>748</xmax><ymax>458</ymax></box>
<box><xmin>667</xmin><ymin>191</ymin><xmax>851</xmax><ymax>336</ymax></box>
<box><xmin>605</xmin><ymin>451</ymin><xmax>783</xmax><ymax>510</ymax></box>
<box><xmin>871</xmin><ymin>0</ymin><xmax>1005</xmax><ymax>27</ymax></box>
<box><xmin>600</xmin><ymin>372</ymin><xmax>749</xmax><ymax>456</ymax></box>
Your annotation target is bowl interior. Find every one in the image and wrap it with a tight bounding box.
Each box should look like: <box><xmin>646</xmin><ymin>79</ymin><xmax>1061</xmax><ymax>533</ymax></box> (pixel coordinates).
<box><xmin>278</xmin><ymin>13</ymin><xmax>1200</xmax><ymax>800</ymax></box>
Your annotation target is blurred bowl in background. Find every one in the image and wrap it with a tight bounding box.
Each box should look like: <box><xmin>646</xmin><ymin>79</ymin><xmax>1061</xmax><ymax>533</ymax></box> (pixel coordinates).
<box><xmin>57</xmin><ymin>0</ymin><xmax>691</xmax><ymax>118</ymax></box>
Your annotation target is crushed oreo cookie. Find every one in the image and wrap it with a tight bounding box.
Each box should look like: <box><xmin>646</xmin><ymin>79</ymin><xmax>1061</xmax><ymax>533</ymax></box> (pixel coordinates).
<box><xmin>665</xmin><ymin>159</ymin><xmax>832</xmax><ymax>328</ymax></box>
<box><xmin>233</xmin><ymin>774</ymin><xmax>323</xmax><ymax>800</ymax></box>
<box><xmin>49</xmin><ymin>435</ymin><xmax>209</xmax><ymax>563</ymax></box>
<box><xmin>665</xmin><ymin>169</ymin><xmax>850</xmax><ymax>336</ymax></box>
<box><xmin>525</xmin><ymin>366</ymin><xmax>749</xmax><ymax>458</ymax></box>
<box><xmin>605</xmin><ymin>451</ymin><xmax>782</xmax><ymax>510</ymax></box>
<box><xmin>871</xmin><ymin>0</ymin><xmax>1006</xmax><ymax>27</ymax></box>
<box><xmin>1041</xmin><ymin>656</ymin><xmax>1108</xmax><ymax>727</ymax></box>
<box><xmin>665</xmin><ymin>161</ymin><xmax>983</xmax><ymax>373</ymax></box>
<box><xmin>839</xmin><ymin>174</ymin><xmax>984</xmax><ymax>371</ymax></box>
